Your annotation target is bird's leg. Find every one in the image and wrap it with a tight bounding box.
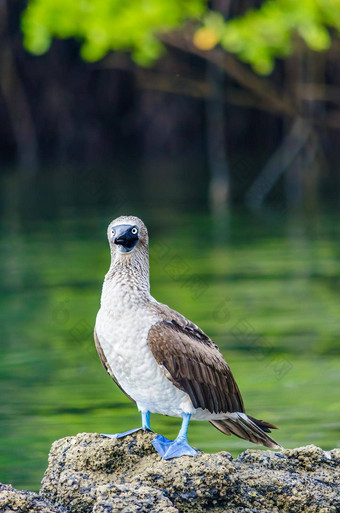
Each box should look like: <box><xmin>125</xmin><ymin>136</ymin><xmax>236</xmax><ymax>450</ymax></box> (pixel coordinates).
<box><xmin>152</xmin><ymin>413</ymin><xmax>198</xmax><ymax>459</ymax></box>
<box><xmin>101</xmin><ymin>411</ymin><xmax>151</xmax><ymax>439</ymax></box>
<box><xmin>142</xmin><ymin>410</ymin><xmax>151</xmax><ymax>430</ymax></box>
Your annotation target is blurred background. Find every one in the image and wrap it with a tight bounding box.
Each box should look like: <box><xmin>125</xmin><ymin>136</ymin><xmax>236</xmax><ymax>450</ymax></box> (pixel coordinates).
<box><xmin>0</xmin><ymin>0</ymin><xmax>339</xmax><ymax>491</ymax></box>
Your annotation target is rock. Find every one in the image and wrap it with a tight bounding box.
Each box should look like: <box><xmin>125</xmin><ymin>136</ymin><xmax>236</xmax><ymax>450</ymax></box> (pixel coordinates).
<box><xmin>2</xmin><ymin>432</ymin><xmax>339</xmax><ymax>512</ymax></box>
<box><xmin>39</xmin><ymin>431</ymin><xmax>339</xmax><ymax>513</ymax></box>
<box><xmin>0</xmin><ymin>483</ymin><xmax>61</xmax><ymax>513</ymax></box>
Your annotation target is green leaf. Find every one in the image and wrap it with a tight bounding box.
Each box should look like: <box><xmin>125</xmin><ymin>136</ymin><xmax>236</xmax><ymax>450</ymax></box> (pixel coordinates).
<box><xmin>298</xmin><ymin>23</ymin><xmax>331</xmax><ymax>50</ymax></box>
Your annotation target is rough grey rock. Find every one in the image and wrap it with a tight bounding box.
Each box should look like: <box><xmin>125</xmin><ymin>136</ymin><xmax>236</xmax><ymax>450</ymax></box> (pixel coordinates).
<box><xmin>2</xmin><ymin>432</ymin><xmax>339</xmax><ymax>512</ymax></box>
<box><xmin>0</xmin><ymin>483</ymin><xmax>61</xmax><ymax>513</ymax></box>
<box><xmin>40</xmin><ymin>432</ymin><xmax>339</xmax><ymax>513</ymax></box>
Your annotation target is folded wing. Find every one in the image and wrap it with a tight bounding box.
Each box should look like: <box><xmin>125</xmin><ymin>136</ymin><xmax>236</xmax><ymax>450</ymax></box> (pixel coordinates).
<box><xmin>148</xmin><ymin>317</ymin><xmax>245</xmax><ymax>414</ymax></box>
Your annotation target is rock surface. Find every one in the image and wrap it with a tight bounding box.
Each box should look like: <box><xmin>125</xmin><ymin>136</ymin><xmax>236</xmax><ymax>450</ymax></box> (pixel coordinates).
<box><xmin>0</xmin><ymin>483</ymin><xmax>61</xmax><ymax>513</ymax></box>
<box><xmin>1</xmin><ymin>432</ymin><xmax>339</xmax><ymax>513</ymax></box>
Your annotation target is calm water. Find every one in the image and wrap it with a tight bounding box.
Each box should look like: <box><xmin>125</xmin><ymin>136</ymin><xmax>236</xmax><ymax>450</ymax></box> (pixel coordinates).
<box><xmin>0</xmin><ymin>205</ymin><xmax>339</xmax><ymax>490</ymax></box>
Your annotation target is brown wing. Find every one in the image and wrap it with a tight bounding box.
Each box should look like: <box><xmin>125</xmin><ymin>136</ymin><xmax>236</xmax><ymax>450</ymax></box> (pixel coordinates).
<box><xmin>148</xmin><ymin>319</ymin><xmax>245</xmax><ymax>414</ymax></box>
<box><xmin>94</xmin><ymin>328</ymin><xmax>135</xmax><ymax>404</ymax></box>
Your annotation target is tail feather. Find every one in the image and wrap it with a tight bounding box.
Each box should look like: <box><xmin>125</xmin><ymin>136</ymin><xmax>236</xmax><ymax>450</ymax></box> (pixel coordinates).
<box><xmin>210</xmin><ymin>412</ymin><xmax>281</xmax><ymax>449</ymax></box>
<box><xmin>247</xmin><ymin>415</ymin><xmax>278</xmax><ymax>433</ymax></box>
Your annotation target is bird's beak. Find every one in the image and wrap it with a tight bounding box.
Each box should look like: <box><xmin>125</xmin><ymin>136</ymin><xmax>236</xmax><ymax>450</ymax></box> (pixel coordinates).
<box><xmin>112</xmin><ymin>224</ymin><xmax>139</xmax><ymax>253</ymax></box>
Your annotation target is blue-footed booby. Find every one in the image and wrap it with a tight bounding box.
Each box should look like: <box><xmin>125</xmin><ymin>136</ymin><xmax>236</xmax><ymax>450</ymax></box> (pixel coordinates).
<box><xmin>94</xmin><ymin>215</ymin><xmax>280</xmax><ymax>459</ymax></box>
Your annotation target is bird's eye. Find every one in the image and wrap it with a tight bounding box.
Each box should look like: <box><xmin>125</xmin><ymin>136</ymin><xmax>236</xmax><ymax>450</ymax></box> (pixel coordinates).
<box><xmin>131</xmin><ymin>227</ymin><xmax>138</xmax><ymax>235</ymax></box>
<box><xmin>112</xmin><ymin>228</ymin><xmax>115</xmax><ymax>236</ymax></box>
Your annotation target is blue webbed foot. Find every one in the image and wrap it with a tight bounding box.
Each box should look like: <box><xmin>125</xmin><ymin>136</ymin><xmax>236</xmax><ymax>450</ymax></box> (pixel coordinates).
<box><xmin>151</xmin><ymin>434</ymin><xmax>173</xmax><ymax>457</ymax></box>
<box><xmin>152</xmin><ymin>434</ymin><xmax>197</xmax><ymax>459</ymax></box>
<box><xmin>101</xmin><ymin>411</ymin><xmax>151</xmax><ymax>439</ymax></box>
<box><xmin>101</xmin><ymin>427</ymin><xmax>151</xmax><ymax>439</ymax></box>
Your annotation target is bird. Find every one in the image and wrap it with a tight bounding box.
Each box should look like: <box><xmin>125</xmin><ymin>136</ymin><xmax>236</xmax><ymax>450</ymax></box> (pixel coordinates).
<box><xmin>94</xmin><ymin>215</ymin><xmax>280</xmax><ymax>460</ymax></box>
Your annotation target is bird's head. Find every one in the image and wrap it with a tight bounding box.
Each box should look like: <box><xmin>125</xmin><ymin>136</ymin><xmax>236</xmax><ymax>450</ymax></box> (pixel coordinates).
<box><xmin>107</xmin><ymin>215</ymin><xmax>148</xmax><ymax>257</ymax></box>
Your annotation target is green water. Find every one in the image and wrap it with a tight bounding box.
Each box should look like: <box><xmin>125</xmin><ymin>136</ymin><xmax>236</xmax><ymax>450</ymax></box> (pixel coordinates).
<box><xmin>0</xmin><ymin>207</ymin><xmax>339</xmax><ymax>491</ymax></box>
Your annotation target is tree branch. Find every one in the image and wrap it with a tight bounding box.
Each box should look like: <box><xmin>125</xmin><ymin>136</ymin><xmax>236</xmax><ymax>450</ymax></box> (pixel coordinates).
<box><xmin>134</xmin><ymin>69</ymin><xmax>273</xmax><ymax>110</ymax></box>
<box><xmin>158</xmin><ymin>30</ymin><xmax>295</xmax><ymax>116</ymax></box>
